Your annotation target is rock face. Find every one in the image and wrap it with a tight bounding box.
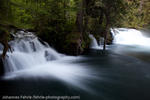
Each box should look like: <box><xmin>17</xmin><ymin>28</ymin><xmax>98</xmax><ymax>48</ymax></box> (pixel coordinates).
<box><xmin>0</xmin><ymin>58</ymin><xmax>4</xmax><ymax>76</ymax></box>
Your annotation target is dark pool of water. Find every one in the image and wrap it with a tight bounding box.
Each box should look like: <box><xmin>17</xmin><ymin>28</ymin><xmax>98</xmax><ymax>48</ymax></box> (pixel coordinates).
<box><xmin>1</xmin><ymin>49</ymin><xmax>150</xmax><ymax>100</ymax></box>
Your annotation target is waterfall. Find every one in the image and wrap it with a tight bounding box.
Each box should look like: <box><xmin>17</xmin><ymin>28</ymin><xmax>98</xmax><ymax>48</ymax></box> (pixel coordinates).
<box><xmin>3</xmin><ymin>31</ymin><xmax>61</xmax><ymax>73</ymax></box>
<box><xmin>89</xmin><ymin>34</ymin><xmax>103</xmax><ymax>49</ymax></box>
<box><xmin>0</xmin><ymin>31</ymin><xmax>96</xmax><ymax>91</ymax></box>
<box><xmin>111</xmin><ymin>28</ymin><xmax>150</xmax><ymax>47</ymax></box>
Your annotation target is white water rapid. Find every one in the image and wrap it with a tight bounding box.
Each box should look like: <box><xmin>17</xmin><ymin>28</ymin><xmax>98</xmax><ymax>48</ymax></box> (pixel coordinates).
<box><xmin>111</xmin><ymin>28</ymin><xmax>150</xmax><ymax>54</ymax></box>
<box><xmin>111</xmin><ymin>28</ymin><xmax>150</xmax><ymax>47</ymax></box>
<box><xmin>1</xmin><ymin>31</ymin><xmax>96</xmax><ymax>92</ymax></box>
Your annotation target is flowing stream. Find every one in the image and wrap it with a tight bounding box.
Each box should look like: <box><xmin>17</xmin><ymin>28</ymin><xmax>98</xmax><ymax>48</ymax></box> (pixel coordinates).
<box><xmin>0</xmin><ymin>29</ymin><xmax>150</xmax><ymax>100</ymax></box>
<box><xmin>110</xmin><ymin>28</ymin><xmax>150</xmax><ymax>62</ymax></box>
<box><xmin>1</xmin><ymin>31</ymin><xmax>96</xmax><ymax>92</ymax></box>
<box><xmin>112</xmin><ymin>28</ymin><xmax>150</xmax><ymax>46</ymax></box>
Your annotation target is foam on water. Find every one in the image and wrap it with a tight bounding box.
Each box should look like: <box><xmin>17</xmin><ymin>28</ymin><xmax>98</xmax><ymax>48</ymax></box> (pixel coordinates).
<box><xmin>1</xmin><ymin>31</ymin><xmax>96</xmax><ymax>92</ymax></box>
<box><xmin>112</xmin><ymin>28</ymin><xmax>150</xmax><ymax>47</ymax></box>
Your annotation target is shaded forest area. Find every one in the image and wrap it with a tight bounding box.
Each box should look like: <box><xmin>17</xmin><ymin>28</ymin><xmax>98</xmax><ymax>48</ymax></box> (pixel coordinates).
<box><xmin>0</xmin><ymin>0</ymin><xmax>150</xmax><ymax>57</ymax></box>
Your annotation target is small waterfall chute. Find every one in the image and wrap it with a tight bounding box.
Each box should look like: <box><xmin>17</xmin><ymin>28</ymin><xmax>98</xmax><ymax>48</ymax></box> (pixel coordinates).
<box><xmin>0</xmin><ymin>31</ymin><xmax>97</xmax><ymax>92</ymax></box>
<box><xmin>89</xmin><ymin>34</ymin><xmax>104</xmax><ymax>49</ymax></box>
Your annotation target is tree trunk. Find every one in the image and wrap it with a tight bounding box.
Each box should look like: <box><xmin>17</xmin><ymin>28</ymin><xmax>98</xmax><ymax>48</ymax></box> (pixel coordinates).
<box><xmin>99</xmin><ymin>11</ymin><xmax>104</xmax><ymax>25</ymax></box>
<box><xmin>103</xmin><ymin>24</ymin><xmax>109</xmax><ymax>51</ymax></box>
<box><xmin>0</xmin><ymin>30</ymin><xmax>12</xmax><ymax>59</ymax></box>
<box><xmin>103</xmin><ymin>12</ymin><xmax>110</xmax><ymax>51</ymax></box>
<box><xmin>83</xmin><ymin>0</ymin><xmax>89</xmax><ymax>35</ymax></box>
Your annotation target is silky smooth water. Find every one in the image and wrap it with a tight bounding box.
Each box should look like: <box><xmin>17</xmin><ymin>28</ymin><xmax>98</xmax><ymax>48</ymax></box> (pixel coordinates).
<box><xmin>89</xmin><ymin>34</ymin><xmax>103</xmax><ymax>49</ymax></box>
<box><xmin>1</xmin><ymin>31</ymin><xmax>97</xmax><ymax>92</ymax></box>
<box><xmin>111</xmin><ymin>28</ymin><xmax>150</xmax><ymax>62</ymax></box>
<box><xmin>111</xmin><ymin>28</ymin><xmax>150</xmax><ymax>47</ymax></box>
<box><xmin>1</xmin><ymin>29</ymin><xmax>150</xmax><ymax>100</ymax></box>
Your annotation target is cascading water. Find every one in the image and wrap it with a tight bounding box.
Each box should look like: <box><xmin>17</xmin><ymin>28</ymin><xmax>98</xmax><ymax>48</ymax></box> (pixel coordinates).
<box><xmin>111</xmin><ymin>28</ymin><xmax>150</xmax><ymax>47</ymax></box>
<box><xmin>3</xmin><ymin>31</ymin><xmax>61</xmax><ymax>73</ymax></box>
<box><xmin>1</xmin><ymin>30</ymin><xmax>150</xmax><ymax>100</ymax></box>
<box><xmin>89</xmin><ymin>34</ymin><xmax>103</xmax><ymax>49</ymax></box>
<box><xmin>111</xmin><ymin>28</ymin><xmax>150</xmax><ymax>60</ymax></box>
<box><xmin>1</xmin><ymin>31</ymin><xmax>96</xmax><ymax>91</ymax></box>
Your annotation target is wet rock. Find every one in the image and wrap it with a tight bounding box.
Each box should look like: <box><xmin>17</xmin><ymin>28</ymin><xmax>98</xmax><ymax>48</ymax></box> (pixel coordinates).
<box><xmin>45</xmin><ymin>50</ymin><xmax>57</xmax><ymax>61</ymax></box>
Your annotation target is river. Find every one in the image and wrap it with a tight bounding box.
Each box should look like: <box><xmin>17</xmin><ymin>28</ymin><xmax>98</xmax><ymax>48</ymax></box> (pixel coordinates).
<box><xmin>0</xmin><ymin>28</ymin><xmax>150</xmax><ymax>100</ymax></box>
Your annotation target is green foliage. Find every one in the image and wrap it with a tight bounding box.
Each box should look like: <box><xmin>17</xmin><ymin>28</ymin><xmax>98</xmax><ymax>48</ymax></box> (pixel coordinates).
<box><xmin>121</xmin><ymin>0</ymin><xmax>150</xmax><ymax>29</ymax></box>
<box><xmin>0</xmin><ymin>0</ymin><xmax>13</xmax><ymax>25</ymax></box>
<box><xmin>0</xmin><ymin>0</ymin><xmax>150</xmax><ymax>54</ymax></box>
